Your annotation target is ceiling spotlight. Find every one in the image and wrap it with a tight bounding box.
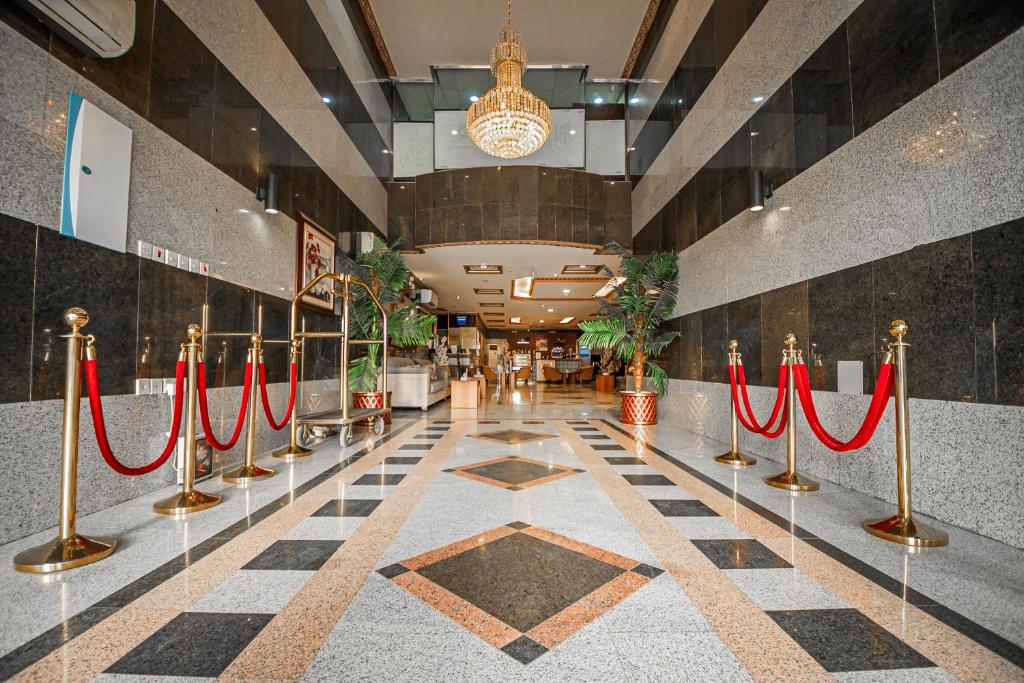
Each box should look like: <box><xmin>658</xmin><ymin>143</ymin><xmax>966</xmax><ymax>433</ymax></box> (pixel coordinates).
<box><xmin>593</xmin><ymin>96</ymin><xmax>604</xmax><ymax>104</ymax></box>
<box><xmin>547</xmin><ymin>308</ymin><xmax>554</xmax><ymax>313</ymax></box>
<box><xmin>629</xmin><ymin>97</ymin><xmax>639</xmax><ymax>104</ymax></box>
<box><xmin>562</xmin><ymin>288</ymin><xmax>570</xmax><ymax>294</ymax></box>
<box><xmin>752</xmin><ymin>96</ymin><xmax>765</xmax><ymax>103</ymax></box>
<box><xmin>559</xmin><ymin>316</ymin><xmax>575</xmax><ymax>324</ymax></box>
<box><xmin>510</xmin><ymin>316</ymin><xmax>522</xmax><ymax>324</ymax></box>
<box><xmin>469</xmin><ymin>95</ymin><xmax>479</xmax><ymax>102</ymax></box>
<box><xmin>450</xmin><ymin>129</ymin><xmax>458</xmax><ymax>135</ymax></box>
<box><xmin>539</xmin><ymin>319</ymin><xmax>545</xmax><ymax>323</ymax></box>
<box><xmin>322</xmin><ymin>96</ymin><xmax>332</xmax><ymax>104</ymax></box>
<box><xmin>750</xmin><ymin>170</ymin><xmax>774</xmax><ymax>212</ymax></box>
<box><xmin>569</xmin><ymin>129</ymin><xmax>576</xmax><ymax>135</ymax></box>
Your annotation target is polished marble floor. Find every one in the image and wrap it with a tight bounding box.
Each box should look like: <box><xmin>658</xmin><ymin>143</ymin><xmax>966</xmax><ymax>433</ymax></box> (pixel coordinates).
<box><xmin>0</xmin><ymin>382</ymin><xmax>1021</xmax><ymax>681</ymax></box>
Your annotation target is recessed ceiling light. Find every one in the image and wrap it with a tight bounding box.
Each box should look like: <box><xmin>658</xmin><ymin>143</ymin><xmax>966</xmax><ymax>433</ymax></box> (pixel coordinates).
<box><xmin>510</xmin><ymin>316</ymin><xmax>522</xmax><ymax>324</ymax></box>
<box><xmin>470</xmin><ymin>95</ymin><xmax>479</xmax><ymax>102</ymax></box>
<box><xmin>464</xmin><ymin>264</ymin><xmax>503</xmax><ymax>274</ymax></box>
<box><xmin>547</xmin><ymin>308</ymin><xmax>554</xmax><ymax>313</ymax></box>
<box><xmin>752</xmin><ymin>96</ymin><xmax>765</xmax><ymax>103</ymax></box>
<box><xmin>561</xmin><ymin>264</ymin><xmax>602</xmax><ymax>275</ymax></box>
<box><xmin>569</xmin><ymin>129</ymin><xmax>576</xmax><ymax>135</ymax></box>
<box><xmin>593</xmin><ymin>96</ymin><xmax>604</xmax><ymax>104</ymax></box>
<box><xmin>629</xmin><ymin>97</ymin><xmax>639</xmax><ymax>104</ymax></box>
<box><xmin>562</xmin><ymin>288</ymin><xmax>570</xmax><ymax>294</ymax></box>
<box><xmin>249</xmin><ymin>127</ymin><xmax>257</xmax><ymax>132</ymax></box>
<box><xmin>559</xmin><ymin>316</ymin><xmax>575</xmax><ymax>324</ymax></box>
<box><xmin>539</xmin><ymin>319</ymin><xmax>545</xmax><ymax>323</ymax></box>
<box><xmin>322</xmin><ymin>96</ymin><xmax>331</xmax><ymax>103</ymax></box>
<box><xmin>450</xmin><ymin>129</ymin><xmax>458</xmax><ymax>135</ymax></box>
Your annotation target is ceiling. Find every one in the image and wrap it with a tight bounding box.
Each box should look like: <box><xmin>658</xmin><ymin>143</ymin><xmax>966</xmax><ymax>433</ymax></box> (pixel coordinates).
<box><xmin>404</xmin><ymin>243</ymin><xmax>619</xmax><ymax>330</ymax></box>
<box><xmin>368</xmin><ymin>0</ymin><xmax>651</xmax><ymax>79</ymax></box>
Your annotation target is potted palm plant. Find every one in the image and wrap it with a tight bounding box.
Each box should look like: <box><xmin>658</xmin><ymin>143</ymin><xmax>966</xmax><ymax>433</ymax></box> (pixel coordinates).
<box><xmin>577</xmin><ymin>243</ymin><xmax>680</xmax><ymax>424</ymax></box>
<box><xmin>346</xmin><ymin>238</ymin><xmax>436</xmax><ymax>423</ymax></box>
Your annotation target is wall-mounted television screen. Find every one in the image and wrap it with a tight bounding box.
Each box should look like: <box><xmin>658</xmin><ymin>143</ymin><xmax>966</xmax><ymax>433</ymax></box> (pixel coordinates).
<box><xmin>454</xmin><ymin>315</ymin><xmax>468</xmax><ymax>326</ymax></box>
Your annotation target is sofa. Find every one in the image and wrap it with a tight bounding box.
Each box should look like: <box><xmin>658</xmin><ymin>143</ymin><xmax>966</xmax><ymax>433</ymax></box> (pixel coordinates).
<box><xmin>387</xmin><ymin>357</ymin><xmax>450</xmax><ymax>410</ymax></box>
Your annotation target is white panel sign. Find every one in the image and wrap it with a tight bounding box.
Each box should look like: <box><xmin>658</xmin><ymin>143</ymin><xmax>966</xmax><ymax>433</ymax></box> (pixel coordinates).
<box><xmin>837</xmin><ymin>361</ymin><xmax>864</xmax><ymax>394</ymax></box>
<box><xmin>435</xmin><ymin>109</ymin><xmax>585</xmax><ymax>169</ymax></box>
<box><xmin>59</xmin><ymin>93</ymin><xmax>133</xmax><ymax>252</ymax></box>
<box><xmin>585</xmin><ymin>120</ymin><xmax>625</xmax><ymax>176</ymax></box>
<box><xmin>394</xmin><ymin>122</ymin><xmax>434</xmax><ymax>178</ymax></box>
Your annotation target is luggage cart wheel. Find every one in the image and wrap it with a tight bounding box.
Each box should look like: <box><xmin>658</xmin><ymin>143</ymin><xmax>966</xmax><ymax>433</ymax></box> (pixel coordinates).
<box><xmin>339</xmin><ymin>425</ymin><xmax>353</xmax><ymax>447</ymax></box>
<box><xmin>297</xmin><ymin>425</ymin><xmax>313</xmax><ymax>448</ymax></box>
<box><xmin>373</xmin><ymin>416</ymin><xmax>385</xmax><ymax>436</ymax></box>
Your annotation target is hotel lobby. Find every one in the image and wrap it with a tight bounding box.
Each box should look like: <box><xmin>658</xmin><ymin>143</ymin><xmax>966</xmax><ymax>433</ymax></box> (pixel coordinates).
<box><xmin>0</xmin><ymin>0</ymin><xmax>1022</xmax><ymax>680</ymax></box>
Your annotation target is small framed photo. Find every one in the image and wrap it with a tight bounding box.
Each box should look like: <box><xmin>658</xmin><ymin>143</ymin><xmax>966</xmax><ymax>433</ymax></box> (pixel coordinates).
<box><xmin>296</xmin><ymin>213</ymin><xmax>336</xmax><ymax>313</ymax></box>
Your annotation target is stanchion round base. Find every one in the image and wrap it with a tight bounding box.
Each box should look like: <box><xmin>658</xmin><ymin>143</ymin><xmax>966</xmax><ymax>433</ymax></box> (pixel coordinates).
<box><xmin>222</xmin><ymin>464</ymin><xmax>275</xmax><ymax>484</ymax></box>
<box><xmin>714</xmin><ymin>450</ymin><xmax>756</xmax><ymax>467</ymax></box>
<box><xmin>272</xmin><ymin>444</ymin><xmax>313</xmax><ymax>461</ymax></box>
<box><xmin>153</xmin><ymin>490</ymin><xmax>222</xmax><ymax>516</ymax></box>
<box><xmin>862</xmin><ymin>515</ymin><xmax>948</xmax><ymax>547</ymax></box>
<box><xmin>13</xmin><ymin>533</ymin><xmax>117</xmax><ymax>573</ymax></box>
<box><xmin>764</xmin><ymin>470</ymin><xmax>819</xmax><ymax>492</ymax></box>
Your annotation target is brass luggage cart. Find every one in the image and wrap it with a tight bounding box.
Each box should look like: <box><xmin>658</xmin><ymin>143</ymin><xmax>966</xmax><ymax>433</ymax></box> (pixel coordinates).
<box><xmin>288</xmin><ymin>272</ymin><xmax>389</xmax><ymax>448</ymax></box>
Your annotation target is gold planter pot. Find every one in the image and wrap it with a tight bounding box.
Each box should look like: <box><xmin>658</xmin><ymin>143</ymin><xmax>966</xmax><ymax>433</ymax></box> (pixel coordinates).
<box><xmin>620</xmin><ymin>391</ymin><xmax>658</xmax><ymax>425</ymax></box>
<box><xmin>595</xmin><ymin>374</ymin><xmax>616</xmax><ymax>393</ymax></box>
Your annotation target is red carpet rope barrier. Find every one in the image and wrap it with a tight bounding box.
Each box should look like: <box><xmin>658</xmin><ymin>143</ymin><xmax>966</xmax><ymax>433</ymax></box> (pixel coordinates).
<box><xmin>259</xmin><ymin>362</ymin><xmax>297</xmax><ymax>431</ymax></box>
<box><xmin>84</xmin><ymin>359</ymin><xmax>185</xmax><ymax>475</ymax></box>
<box><xmin>196</xmin><ymin>360</ymin><xmax>251</xmax><ymax>451</ymax></box>
<box><xmin>729</xmin><ymin>364</ymin><xmax>788</xmax><ymax>438</ymax></box>
<box><xmin>794</xmin><ymin>362</ymin><xmax>895</xmax><ymax>452</ymax></box>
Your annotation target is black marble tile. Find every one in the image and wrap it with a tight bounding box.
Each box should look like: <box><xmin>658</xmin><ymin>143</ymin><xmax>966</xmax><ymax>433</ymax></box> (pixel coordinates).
<box><xmin>679</xmin><ymin>311</ymin><xmax>702</xmax><ymax>381</ymax></box>
<box><xmin>676</xmin><ymin>181</ymin><xmax>698</xmax><ymax>251</ymax></box>
<box><xmin>257</xmin><ymin>114</ymin><xmax>295</xmax><ymax>218</ymax></box>
<box><xmin>767</xmin><ymin>608</ymin><xmax>933</xmax><ymax>672</ymax></box>
<box><xmin>793</xmin><ymin>26</ymin><xmax>854</xmax><ymax>173</ymax></box>
<box><xmin>691</xmin><ymin>539</ymin><xmax>792</xmax><ymax>569</ymax></box>
<box><xmin>632</xmin><ymin>562</ymin><xmax>665</xmax><ymax>578</ymax></box>
<box><xmin>873</xmin><ymin>234</ymin><xmax>975</xmax><ymax>402</ymax></box>
<box><xmin>384</xmin><ymin>456</ymin><xmax>422</xmax><ymax>464</ymax></box>
<box><xmin>658</xmin><ymin>194</ymin><xmax>679</xmax><ymax>253</ymax></box>
<box><xmin>257</xmin><ymin>292</ymin><xmax>291</xmax><ymax>383</ymax></box>
<box><xmin>605</xmin><ymin>456</ymin><xmax>648</xmax><ymax>465</ymax></box>
<box><xmin>972</xmin><ymin>218</ymin><xmax>1024</xmax><ymax>406</ymax></box>
<box><xmin>760</xmin><ymin>281</ymin><xmax>809</xmax><ymax>386</ymax></box>
<box><xmin>32</xmin><ymin>230</ymin><xmax>139</xmax><ymax>399</ymax></box>
<box><xmin>727</xmin><ymin>294</ymin><xmax>762</xmax><ymax>387</ymax></box>
<box><xmin>203</xmin><ymin>278</ymin><xmax>255</xmax><ymax>389</ymax></box>
<box><xmin>681</xmin><ymin>16</ymin><xmax>716</xmax><ymax>119</ymax></box>
<box><xmin>50</xmin><ymin>0</ymin><xmax>155</xmax><ymax>118</ymax></box>
<box><xmin>592</xmin><ymin>445</ymin><xmax>626</xmax><ymax>451</ymax></box>
<box><xmin>400</xmin><ymin>443</ymin><xmax>434</xmax><ymax>450</ymax></box>
<box><xmin>459</xmin><ymin>459</ymin><xmax>571</xmax><ymax>486</ymax></box>
<box><xmin>312</xmin><ymin>498</ymin><xmax>382</xmax><ymax>517</ymax></box>
<box><xmin>148</xmin><ymin>0</ymin><xmax>215</xmax><ymax>159</ymax></box>
<box><xmin>693</xmin><ymin>166</ymin><xmax>721</xmax><ymax>242</ymax></box>
<box><xmin>701</xmin><ymin>305</ymin><xmax>729</xmax><ymax>383</ymax></box>
<box><xmin>717</xmin><ymin>123</ymin><xmax>752</xmax><ymax>225</ymax></box>
<box><xmin>137</xmin><ymin>259</ymin><xmax>207</xmax><ymax>381</ymax></box>
<box><xmin>377</xmin><ymin>562</ymin><xmax>409</xmax><ymax>579</ymax></box>
<box><xmin>580</xmin><ymin>433</ymin><xmax>610</xmax><ymax>440</ymax></box>
<box><xmin>571</xmin><ymin>426</ymin><xmax>599</xmax><ymax>431</ymax></box>
<box><xmin>622</xmin><ymin>474</ymin><xmax>675</xmax><ymax>486</ymax></box>
<box><xmin>934</xmin><ymin>0</ymin><xmax>1024</xmax><ymax>77</ymax></box>
<box><xmin>242</xmin><ymin>539</ymin><xmax>343</xmax><ymax>570</ymax></box>
<box><xmin>650</xmin><ymin>499</ymin><xmax>720</xmax><ymax>517</ymax></box>
<box><xmin>751</xmin><ymin>79</ymin><xmax>796</xmax><ymax>188</ymax></box>
<box><xmin>847</xmin><ymin>0</ymin><xmax>939</xmax><ymax>135</ymax></box>
<box><xmin>352</xmin><ymin>473</ymin><xmax>406</xmax><ymax>486</ymax></box>
<box><xmin>416</xmin><ymin>531</ymin><xmax>624</xmax><ymax>633</ymax></box>
<box><xmin>105</xmin><ymin>612</ymin><xmax>273</xmax><ymax>677</ymax></box>
<box><xmin>808</xmin><ymin>262</ymin><xmax>875</xmax><ymax>393</ymax></box>
<box><xmin>210</xmin><ymin>63</ymin><xmax>260</xmax><ymax>191</ymax></box>
<box><xmin>0</xmin><ymin>1</ymin><xmax>52</xmax><ymax>49</ymax></box>
<box><xmin>663</xmin><ymin>316</ymin><xmax>684</xmax><ymax>380</ymax></box>
<box><xmin>502</xmin><ymin>636</ymin><xmax>548</xmax><ymax>664</ymax></box>
<box><xmin>0</xmin><ymin>214</ymin><xmax>35</xmax><ymax>404</ymax></box>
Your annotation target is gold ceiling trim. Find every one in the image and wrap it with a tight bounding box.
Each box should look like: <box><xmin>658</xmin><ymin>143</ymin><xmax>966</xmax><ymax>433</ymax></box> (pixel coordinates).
<box><xmin>621</xmin><ymin>0</ymin><xmax>662</xmax><ymax>79</ymax></box>
<box><xmin>355</xmin><ymin>0</ymin><xmax>396</xmax><ymax>78</ymax></box>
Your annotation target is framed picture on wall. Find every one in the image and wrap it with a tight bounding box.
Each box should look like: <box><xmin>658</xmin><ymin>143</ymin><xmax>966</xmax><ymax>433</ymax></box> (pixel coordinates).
<box><xmin>296</xmin><ymin>212</ymin><xmax>336</xmax><ymax>312</ymax></box>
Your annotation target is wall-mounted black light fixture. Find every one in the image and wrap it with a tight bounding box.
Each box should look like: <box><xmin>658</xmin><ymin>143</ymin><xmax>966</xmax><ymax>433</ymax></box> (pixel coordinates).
<box><xmin>257</xmin><ymin>173</ymin><xmax>279</xmax><ymax>214</ymax></box>
<box><xmin>750</xmin><ymin>170</ymin><xmax>774</xmax><ymax>212</ymax></box>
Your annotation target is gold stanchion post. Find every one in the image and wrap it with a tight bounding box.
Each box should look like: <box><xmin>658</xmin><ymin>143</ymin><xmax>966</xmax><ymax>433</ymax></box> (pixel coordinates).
<box><xmin>223</xmin><ymin>334</ymin><xmax>275</xmax><ymax>484</ymax></box>
<box><xmin>714</xmin><ymin>340</ymin><xmax>755</xmax><ymax>467</ymax></box>
<box><xmin>863</xmin><ymin>321</ymin><xmax>948</xmax><ymax>547</ymax></box>
<box><xmin>153</xmin><ymin>324</ymin><xmax>222</xmax><ymax>515</ymax></box>
<box><xmin>764</xmin><ymin>333</ymin><xmax>819</xmax><ymax>492</ymax></box>
<box><xmin>273</xmin><ymin>341</ymin><xmax>312</xmax><ymax>461</ymax></box>
<box><xmin>14</xmin><ymin>308</ymin><xmax>117</xmax><ymax>573</ymax></box>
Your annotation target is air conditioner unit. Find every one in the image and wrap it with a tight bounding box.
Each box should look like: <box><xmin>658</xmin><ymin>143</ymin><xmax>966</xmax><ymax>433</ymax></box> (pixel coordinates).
<box><xmin>20</xmin><ymin>0</ymin><xmax>136</xmax><ymax>58</ymax></box>
<box><xmin>412</xmin><ymin>289</ymin><xmax>437</xmax><ymax>305</ymax></box>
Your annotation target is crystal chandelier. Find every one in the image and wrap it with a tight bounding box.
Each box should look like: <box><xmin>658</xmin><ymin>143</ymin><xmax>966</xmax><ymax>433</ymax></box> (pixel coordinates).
<box><xmin>467</xmin><ymin>0</ymin><xmax>551</xmax><ymax>159</ymax></box>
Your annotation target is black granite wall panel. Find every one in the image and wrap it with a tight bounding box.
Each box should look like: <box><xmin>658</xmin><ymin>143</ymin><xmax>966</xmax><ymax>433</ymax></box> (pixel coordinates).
<box><xmin>0</xmin><ymin>215</ymin><xmax>37</xmax><ymax>404</ymax></box>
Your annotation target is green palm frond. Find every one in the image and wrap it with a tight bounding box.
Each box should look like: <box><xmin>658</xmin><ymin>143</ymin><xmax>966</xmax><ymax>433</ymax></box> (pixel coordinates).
<box><xmin>644</xmin><ymin>361</ymin><xmax>669</xmax><ymax>395</ymax></box>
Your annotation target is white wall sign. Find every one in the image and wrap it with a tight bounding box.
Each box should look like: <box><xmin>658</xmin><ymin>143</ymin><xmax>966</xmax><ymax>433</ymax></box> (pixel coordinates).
<box><xmin>434</xmin><ymin>109</ymin><xmax>585</xmax><ymax>169</ymax></box>
<box><xmin>59</xmin><ymin>93</ymin><xmax>133</xmax><ymax>252</ymax></box>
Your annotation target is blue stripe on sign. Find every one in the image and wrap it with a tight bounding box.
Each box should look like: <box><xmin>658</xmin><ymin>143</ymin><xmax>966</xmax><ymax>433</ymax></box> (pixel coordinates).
<box><xmin>60</xmin><ymin>93</ymin><xmax>84</xmax><ymax>238</ymax></box>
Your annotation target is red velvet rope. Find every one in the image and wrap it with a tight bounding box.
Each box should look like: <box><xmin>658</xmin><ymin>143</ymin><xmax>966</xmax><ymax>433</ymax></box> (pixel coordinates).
<box><xmin>84</xmin><ymin>359</ymin><xmax>185</xmax><ymax>475</ymax></box>
<box><xmin>196</xmin><ymin>360</ymin><xmax>251</xmax><ymax>451</ymax></box>
<box><xmin>259</xmin><ymin>362</ymin><xmax>297</xmax><ymax>431</ymax></box>
<box><xmin>729</xmin><ymin>364</ymin><xmax>788</xmax><ymax>438</ymax></box>
<box><xmin>793</xmin><ymin>362</ymin><xmax>895</xmax><ymax>451</ymax></box>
